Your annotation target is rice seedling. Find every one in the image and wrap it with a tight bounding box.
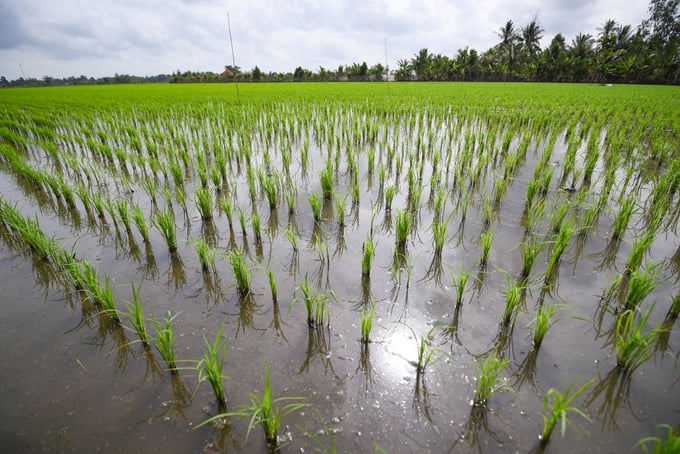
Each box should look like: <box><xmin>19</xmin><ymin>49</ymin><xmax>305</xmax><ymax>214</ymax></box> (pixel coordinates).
<box><xmin>124</xmin><ymin>281</ymin><xmax>149</xmax><ymax>347</ymax></box>
<box><xmin>293</xmin><ymin>274</ymin><xmax>331</xmax><ymax>327</ymax></box>
<box><xmin>625</xmin><ymin>231</ymin><xmax>655</xmax><ymax>276</ymax></box>
<box><xmin>267</xmin><ymin>268</ymin><xmax>278</xmax><ymax>302</ymax></box>
<box><xmin>361</xmin><ymin>236</ymin><xmax>375</xmax><ymax>278</ymax></box>
<box><xmin>237</xmin><ymin>207</ymin><xmax>248</xmax><ymax>237</ymax></box>
<box><xmin>153</xmin><ymin>209</ymin><xmax>177</xmax><ymax>253</ymax></box>
<box><xmin>432</xmin><ymin>218</ymin><xmax>448</xmax><ymax>255</ymax></box>
<box><xmin>531</xmin><ymin>303</ymin><xmax>568</xmax><ymax>348</ymax></box>
<box><xmin>452</xmin><ymin>264</ymin><xmax>471</xmax><ymax>307</ymax></box>
<box><xmin>251</xmin><ymin>211</ymin><xmax>262</xmax><ymax>243</ymax></box>
<box><xmin>615</xmin><ymin>307</ymin><xmax>662</xmax><ymax>371</ymax></box>
<box><xmin>152</xmin><ymin>311</ymin><xmax>180</xmax><ymax>373</ymax></box>
<box><xmin>624</xmin><ymin>264</ymin><xmax>660</xmax><ymax>311</ymax></box>
<box><xmin>198</xmin><ymin>360</ymin><xmax>308</xmax><ymax>450</ymax></box>
<box><xmin>219</xmin><ymin>195</ymin><xmax>234</xmax><ymax>230</ymax></box>
<box><xmin>114</xmin><ymin>199</ymin><xmax>132</xmax><ymax>232</ymax></box>
<box><xmin>193</xmin><ymin>238</ymin><xmax>216</xmax><ymax>273</ymax></box>
<box><xmin>309</xmin><ymin>193</ymin><xmax>322</xmax><ymax>224</ymax></box>
<box><xmin>635</xmin><ymin>424</ymin><xmax>680</xmax><ymax>454</ymax></box>
<box><xmin>394</xmin><ymin>209</ymin><xmax>411</xmax><ymax>247</ymax></box>
<box><xmin>194</xmin><ymin>187</ymin><xmax>214</xmax><ymax>221</ymax></box>
<box><xmin>548</xmin><ymin>199</ymin><xmax>571</xmax><ymax>234</ymax></box>
<box><xmin>611</xmin><ymin>196</ymin><xmax>635</xmax><ymax>240</ymax></box>
<box><xmin>472</xmin><ymin>354</ymin><xmax>512</xmax><ymax>406</ymax></box>
<box><xmin>261</xmin><ymin>173</ymin><xmax>278</xmax><ymax>210</ymax></box>
<box><xmin>284</xmin><ymin>227</ymin><xmax>298</xmax><ymax>252</ymax></box>
<box><xmin>669</xmin><ymin>291</ymin><xmax>680</xmax><ymax>319</ymax></box>
<box><xmin>226</xmin><ymin>249</ymin><xmax>251</xmax><ymax>295</ymax></box>
<box><xmin>360</xmin><ymin>300</ymin><xmax>376</xmax><ymax>345</ymax></box>
<box><xmin>132</xmin><ymin>205</ymin><xmax>150</xmax><ymax>243</ymax></box>
<box><xmin>334</xmin><ymin>194</ymin><xmax>346</xmax><ymax>227</ymax></box>
<box><xmin>384</xmin><ymin>185</ymin><xmax>396</xmax><ymax>211</ymax></box>
<box><xmin>520</xmin><ymin>235</ymin><xmax>544</xmax><ymax>282</ymax></box>
<box><xmin>478</xmin><ymin>228</ymin><xmax>494</xmax><ymax>269</ymax></box>
<box><xmin>502</xmin><ymin>279</ymin><xmax>524</xmax><ymax>326</ymax></box>
<box><xmin>319</xmin><ymin>160</ymin><xmax>334</xmax><ymax>200</ymax></box>
<box><xmin>197</xmin><ymin>323</ymin><xmax>229</xmax><ymax>408</ymax></box>
<box><xmin>544</xmin><ymin>221</ymin><xmax>574</xmax><ymax>286</ymax></box>
<box><xmin>539</xmin><ymin>378</ymin><xmax>595</xmax><ymax>446</ymax></box>
<box><xmin>285</xmin><ymin>187</ymin><xmax>297</xmax><ymax>214</ymax></box>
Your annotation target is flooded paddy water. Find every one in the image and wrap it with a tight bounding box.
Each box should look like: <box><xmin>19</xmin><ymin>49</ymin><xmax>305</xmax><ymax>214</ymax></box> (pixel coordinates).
<box><xmin>0</xmin><ymin>83</ymin><xmax>678</xmax><ymax>453</ymax></box>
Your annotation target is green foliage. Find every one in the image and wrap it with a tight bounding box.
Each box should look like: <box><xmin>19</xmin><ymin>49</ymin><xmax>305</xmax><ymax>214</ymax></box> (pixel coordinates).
<box><xmin>152</xmin><ymin>311</ymin><xmax>180</xmax><ymax>372</ymax></box>
<box><xmin>615</xmin><ymin>307</ymin><xmax>662</xmax><ymax>371</ymax></box>
<box><xmin>394</xmin><ymin>209</ymin><xmax>411</xmax><ymax>246</ymax></box>
<box><xmin>226</xmin><ymin>249</ymin><xmax>251</xmax><ymax>295</ymax></box>
<box><xmin>636</xmin><ymin>424</ymin><xmax>680</xmax><ymax>454</ymax></box>
<box><xmin>125</xmin><ymin>281</ymin><xmax>148</xmax><ymax>346</ymax></box>
<box><xmin>198</xmin><ymin>323</ymin><xmax>229</xmax><ymax>405</ymax></box>
<box><xmin>360</xmin><ymin>301</ymin><xmax>376</xmax><ymax>345</ymax></box>
<box><xmin>152</xmin><ymin>209</ymin><xmax>177</xmax><ymax>253</ymax></box>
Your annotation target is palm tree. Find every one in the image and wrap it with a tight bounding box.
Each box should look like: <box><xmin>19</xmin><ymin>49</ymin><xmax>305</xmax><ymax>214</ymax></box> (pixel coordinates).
<box><xmin>496</xmin><ymin>20</ymin><xmax>521</xmax><ymax>79</ymax></box>
<box><xmin>411</xmin><ymin>48</ymin><xmax>433</xmax><ymax>81</ymax></box>
<box><xmin>394</xmin><ymin>59</ymin><xmax>412</xmax><ymax>81</ymax></box>
<box><xmin>522</xmin><ymin>20</ymin><xmax>544</xmax><ymax>58</ymax></box>
<box><xmin>569</xmin><ymin>33</ymin><xmax>594</xmax><ymax>59</ymax></box>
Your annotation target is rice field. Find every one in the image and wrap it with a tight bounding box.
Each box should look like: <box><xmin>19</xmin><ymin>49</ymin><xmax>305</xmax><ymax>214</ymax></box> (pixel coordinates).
<box><xmin>0</xmin><ymin>82</ymin><xmax>678</xmax><ymax>453</ymax></box>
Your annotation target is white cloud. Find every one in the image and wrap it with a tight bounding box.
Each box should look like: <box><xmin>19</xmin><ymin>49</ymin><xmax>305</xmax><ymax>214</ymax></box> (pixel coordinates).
<box><xmin>0</xmin><ymin>0</ymin><xmax>651</xmax><ymax>79</ymax></box>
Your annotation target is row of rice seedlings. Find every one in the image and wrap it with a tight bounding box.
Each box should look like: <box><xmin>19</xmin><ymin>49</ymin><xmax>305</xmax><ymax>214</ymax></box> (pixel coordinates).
<box><xmin>543</xmin><ymin>221</ymin><xmax>574</xmax><ymax>289</ymax></box>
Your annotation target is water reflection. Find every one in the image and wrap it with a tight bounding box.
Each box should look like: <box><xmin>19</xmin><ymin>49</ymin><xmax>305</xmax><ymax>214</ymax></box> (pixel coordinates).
<box><xmin>267</xmin><ymin>302</ymin><xmax>287</xmax><ymax>340</ymax></box>
<box><xmin>333</xmin><ymin>226</ymin><xmax>346</xmax><ymax>258</ymax></box>
<box><xmin>451</xmin><ymin>406</ymin><xmax>505</xmax><ymax>454</ymax></box>
<box><xmin>354</xmin><ymin>342</ymin><xmax>374</xmax><ymax>392</ymax></box>
<box><xmin>512</xmin><ymin>348</ymin><xmax>540</xmax><ymax>392</ymax></box>
<box><xmin>168</xmin><ymin>253</ymin><xmax>186</xmax><ymax>289</ymax></box>
<box><xmin>153</xmin><ymin>372</ymin><xmax>193</xmax><ymax>425</ymax></box>
<box><xmin>299</xmin><ymin>325</ymin><xmax>337</xmax><ymax>377</ymax></box>
<box><xmin>412</xmin><ymin>373</ymin><xmax>434</xmax><ymax>423</ymax></box>
<box><xmin>584</xmin><ymin>367</ymin><xmax>635</xmax><ymax>431</ymax></box>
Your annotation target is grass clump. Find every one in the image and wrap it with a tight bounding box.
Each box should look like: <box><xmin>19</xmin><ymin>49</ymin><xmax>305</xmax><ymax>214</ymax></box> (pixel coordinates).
<box><xmin>452</xmin><ymin>264</ymin><xmax>471</xmax><ymax>307</ymax></box>
<box><xmin>309</xmin><ymin>193</ymin><xmax>322</xmax><ymax>223</ymax></box>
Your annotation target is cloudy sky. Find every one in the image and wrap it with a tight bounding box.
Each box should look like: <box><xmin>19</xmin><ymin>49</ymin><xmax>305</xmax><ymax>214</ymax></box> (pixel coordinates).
<box><xmin>0</xmin><ymin>0</ymin><xmax>650</xmax><ymax>80</ymax></box>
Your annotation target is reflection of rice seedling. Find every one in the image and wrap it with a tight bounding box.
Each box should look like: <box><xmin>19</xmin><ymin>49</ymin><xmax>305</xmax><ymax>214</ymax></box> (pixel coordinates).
<box><xmin>152</xmin><ymin>209</ymin><xmax>177</xmax><ymax>253</ymax></box>
<box><xmin>615</xmin><ymin>307</ymin><xmax>661</xmax><ymax>371</ymax></box>
<box><xmin>124</xmin><ymin>281</ymin><xmax>149</xmax><ymax>346</ymax></box>
<box><xmin>539</xmin><ymin>378</ymin><xmax>595</xmax><ymax>447</ymax></box>
<box><xmin>394</xmin><ymin>209</ymin><xmax>411</xmax><ymax>246</ymax></box>
<box><xmin>478</xmin><ymin>228</ymin><xmax>494</xmax><ymax>268</ymax></box>
<box><xmin>152</xmin><ymin>311</ymin><xmax>179</xmax><ymax>372</ymax></box>
<box><xmin>669</xmin><ymin>292</ymin><xmax>680</xmax><ymax>319</ymax></box>
<box><xmin>473</xmin><ymin>354</ymin><xmax>512</xmax><ymax>406</ymax></box>
<box><xmin>198</xmin><ymin>323</ymin><xmax>229</xmax><ymax>407</ymax></box>
<box><xmin>267</xmin><ymin>268</ymin><xmax>278</xmax><ymax>302</ymax></box>
<box><xmin>226</xmin><ymin>250</ymin><xmax>251</xmax><ymax>295</ymax></box>
<box><xmin>361</xmin><ymin>237</ymin><xmax>375</xmax><ymax>277</ymax></box>
<box><xmin>635</xmin><ymin>424</ymin><xmax>680</xmax><ymax>453</ymax></box>
<box><xmin>334</xmin><ymin>194</ymin><xmax>346</xmax><ymax>227</ymax></box>
<box><xmin>360</xmin><ymin>301</ymin><xmax>376</xmax><ymax>345</ymax></box>
<box><xmin>194</xmin><ymin>187</ymin><xmax>214</xmax><ymax>221</ymax></box>
<box><xmin>309</xmin><ymin>193</ymin><xmax>321</xmax><ymax>223</ymax></box>
<box><xmin>319</xmin><ymin>161</ymin><xmax>334</xmax><ymax>200</ymax></box>
<box><xmin>452</xmin><ymin>264</ymin><xmax>471</xmax><ymax>307</ymax></box>
<box><xmin>132</xmin><ymin>206</ymin><xmax>149</xmax><ymax>243</ymax></box>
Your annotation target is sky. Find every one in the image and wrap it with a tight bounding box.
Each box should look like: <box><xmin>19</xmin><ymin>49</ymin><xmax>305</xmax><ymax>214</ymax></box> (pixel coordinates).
<box><xmin>0</xmin><ymin>0</ymin><xmax>651</xmax><ymax>80</ymax></box>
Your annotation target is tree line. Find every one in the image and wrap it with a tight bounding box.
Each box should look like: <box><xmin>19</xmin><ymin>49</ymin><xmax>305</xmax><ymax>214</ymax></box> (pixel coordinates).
<box><xmin>2</xmin><ymin>0</ymin><xmax>678</xmax><ymax>87</ymax></box>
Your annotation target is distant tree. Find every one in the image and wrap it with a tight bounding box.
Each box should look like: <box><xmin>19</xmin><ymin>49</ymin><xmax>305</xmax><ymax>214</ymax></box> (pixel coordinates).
<box><xmin>252</xmin><ymin>65</ymin><xmax>262</xmax><ymax>81</ymax></box>
<box><xmin>643</xmin><ymin>0</ymin><xmax>680</xmax><ymax>82</ymax></box>
<box><xmin>394</xmin><ymin>59</ymin><xmax>412</xmax><ymax>81</ymax></box>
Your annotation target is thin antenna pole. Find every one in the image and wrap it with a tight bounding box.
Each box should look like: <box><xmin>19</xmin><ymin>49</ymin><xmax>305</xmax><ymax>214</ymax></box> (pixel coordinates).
<box><xmin>384</xmin><ymin>38</ymin><xmax>389</xmax><ymax>97</ymax></box>
<box><xmin>227</xmin><ymin>11</ymin><xmax>241</xmax><ymax>105</ymax></box>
